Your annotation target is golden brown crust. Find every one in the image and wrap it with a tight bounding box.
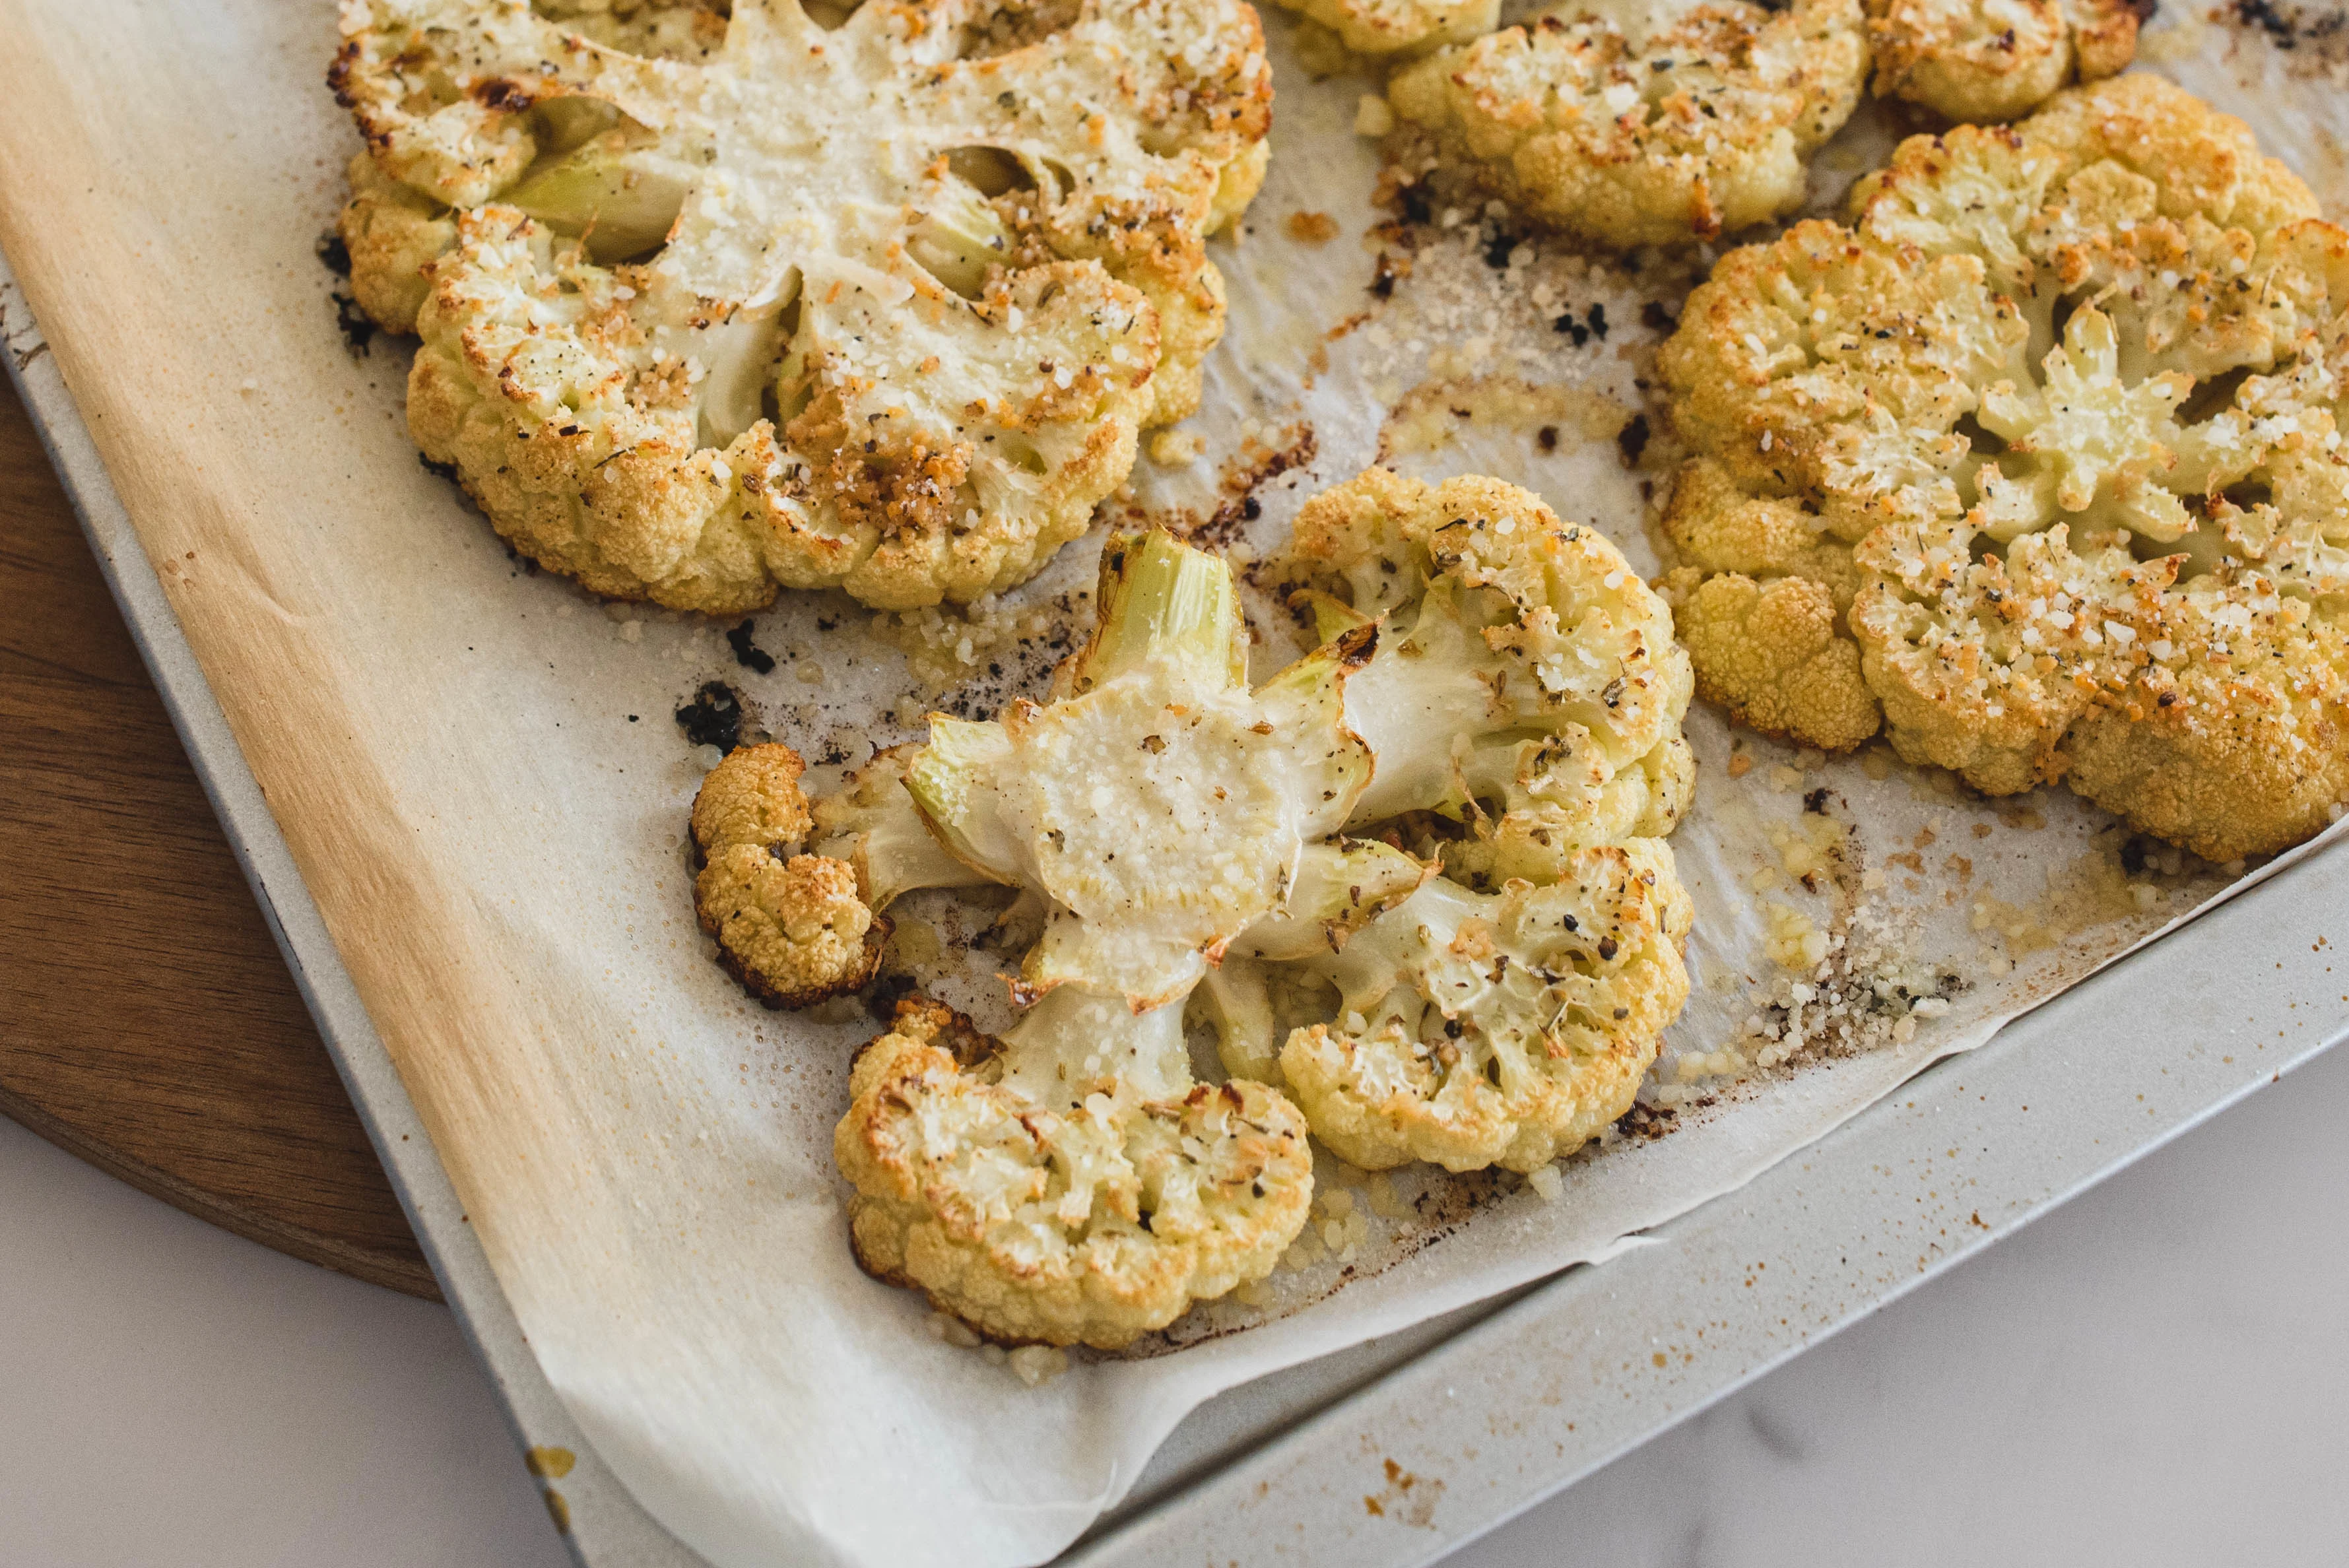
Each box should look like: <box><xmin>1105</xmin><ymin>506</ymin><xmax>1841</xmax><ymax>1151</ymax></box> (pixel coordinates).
<box><xmin>1866</xmin><ymin>0</ymin><xmax>2145</xmax><ymax>122</ymax></box>
<box><xmin>835</xmin><ymin>999</ymin><xmax>1315</xmax><ymax>1348</ymax></box>
<box><xmin>689</xmin><ymin>743</ymin><xmax>885</xmax><ymax>1008</ymax></box>
<box><xmin>1387</xmin><ymin>0</ymin><xmax>1870</xmax><ymax>249</ymax></box>
<box><xmin>1278</xmin><ymin>845</ymin><xmax>1690</xmax><ymax>1173</ymax></box>
<box><xmin>1659</xmin><ymin>568</ymin><xmax>1882</xmax><ymax>750</ymax></box>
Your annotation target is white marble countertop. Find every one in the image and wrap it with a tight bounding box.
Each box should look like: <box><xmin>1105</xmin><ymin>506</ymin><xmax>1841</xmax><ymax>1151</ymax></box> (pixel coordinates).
<box><xmin>6</xmin><ymin>1039</ymin><xmax>2346</xmax><ymax>1568</ymax></box>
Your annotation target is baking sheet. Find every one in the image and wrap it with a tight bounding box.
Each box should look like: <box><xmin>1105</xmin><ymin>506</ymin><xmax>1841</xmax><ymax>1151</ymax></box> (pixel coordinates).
<box><xmin>1</xmin><ymin>3</ymin><xmax>2342</xmax><ymax>1567</ymax></box>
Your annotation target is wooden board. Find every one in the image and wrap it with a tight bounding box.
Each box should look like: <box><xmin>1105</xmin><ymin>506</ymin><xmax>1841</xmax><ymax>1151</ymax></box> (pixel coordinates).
<box><xmin>0</xmin><ymin>372</ymin><xmax>436</xmax><ymax>1299</ymax></box>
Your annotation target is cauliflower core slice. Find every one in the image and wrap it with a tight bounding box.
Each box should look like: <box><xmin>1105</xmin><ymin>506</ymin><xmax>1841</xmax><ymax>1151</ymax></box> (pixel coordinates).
<box><xmin>1658</xmin><ymin>75</ymin><xmax>2349</xmax><ymax>861</ymax></box>
<box><xmin>1385</xmin><ymin>0</ymin><xmax>1870</xmax><ymax>247</ymax></box>
<box><xmin>1225</xmin><ymin>471</ymin><xmax>1696</xmax><ymax>1173</ymax></box>
<box><xmin>1865</xmin><ymin>0</ymin><xmax>2144</xmax><ymax>123</ymax></box>
<box><xmin>331</xmin><ymin>0</ymin><xmax>1271</xmax><ymax>612</ymax></box>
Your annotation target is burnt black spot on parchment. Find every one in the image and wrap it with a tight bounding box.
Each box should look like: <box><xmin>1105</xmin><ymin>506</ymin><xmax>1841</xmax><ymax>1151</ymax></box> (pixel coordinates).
<box><xmin>676</xmin><ymin>681</ymin><xmax>745</xmax><ymax>752</ymax></box>
<box><xmin>726</xmin><ymin>620</ymin><xmax>777</xmax><ymax>674</ymax></box>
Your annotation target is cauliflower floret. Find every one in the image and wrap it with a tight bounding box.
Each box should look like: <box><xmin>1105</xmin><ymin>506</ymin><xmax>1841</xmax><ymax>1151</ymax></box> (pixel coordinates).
<box><xmin>1385</xmin><ymin>0</ymin><xmax>1870</xmax><ymax>247</ymax></box>
<box><xmin>337</xmin><ymin>153</ymin><xmax>459</xmax><ymax>335</ymax></box>
<box><xmin>1269</xmin><ymin>0</ymin><xmax>1499</xmax><ymax>57</ymax></box>
<box><xmin>693</xmin><ymin>739</ymin><xmax>1012</xmax><ymax>1006</ymax></box>
<box><xmin>2060</xmin><ymin>587</ymin><xmax>2349</xmax><ymax>858</ymax></box>
<box><xmin>1658</xmin><ymin>75</ymin><xmax>2349</xmax><ymax>859</ymax></box>
<box><xmin>331</xmin><ymin>0</ymin><xmax>1271</xmax><ymax>611</ymax></box>
<box><xmin>1659</xmin><ymin>568</ymin><xmax>1881</xmax><ymax>748</ymax></box>
<box><xmin>1279</xmin><ymin>469</ymin><xmax>1696</xmax><ymax>881</ymax></box>
<box><xmin>1278</xmin><ymin>846</ymin><xmax>1690</xmax><ymax>1172</ymax></box>
<box><xmin>838</xmin><ymin>998</ymin><xmax>1313</xmax><ymax>1348</ymax></box>
<box><xmin>690</xmin><ymin>742</ymin><xmax>892</xmax><ymax>1006</ymax></box>
<box><xmin>1865</xmin><ymin>0</ymin><xmax>2144</xmax><ymax>123</ymax></box>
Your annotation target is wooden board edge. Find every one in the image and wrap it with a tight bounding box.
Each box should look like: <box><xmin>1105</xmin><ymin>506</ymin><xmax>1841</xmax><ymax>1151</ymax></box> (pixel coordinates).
<box><xmin>0</xmin><ymin>1086</ymin><xmax>444</xmax><ymax>1301</ymax></box>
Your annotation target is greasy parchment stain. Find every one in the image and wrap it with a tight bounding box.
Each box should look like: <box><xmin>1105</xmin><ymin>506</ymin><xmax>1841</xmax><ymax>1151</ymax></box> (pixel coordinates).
<box><xmin>1362</xmin><ymin>1457</ymin><xmax>1443</xmax><ymax>1527</ymax></box>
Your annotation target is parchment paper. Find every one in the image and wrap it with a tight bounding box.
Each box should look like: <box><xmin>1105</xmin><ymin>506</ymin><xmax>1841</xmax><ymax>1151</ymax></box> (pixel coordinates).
<box><xmin>2</xmin><ymin>4</ymin><xmax>2343</xmax><ymax>1565</ymax></box>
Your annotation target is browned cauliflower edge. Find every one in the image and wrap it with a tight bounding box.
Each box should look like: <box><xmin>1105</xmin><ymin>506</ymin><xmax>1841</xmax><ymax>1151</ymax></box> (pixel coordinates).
<box><xmin>1383</xmin><ymin>0</ymin><xmax>1872</xmax><ymax>248</ymax></box>
<box><xmin>837</xmin><ymin>998</ymin><xmax>1315</xmax><ymax>1349</ymax></box>
<box><xmin>329</xmin><ymin>0</ymin><xmax>1272</xmax><ymax>613</ymax></box>
<box><xmin>1657</xmin><ymin>75</ymin><xmax>2349</xmax><ymax>862</ymax></box>
<box><xmin>1866</xmin><ymin>0</ymin><xmax>2146</xmax><ymax>122</ymax></box>
<box><xmin>689</xmin><ymin>742</ymin><xmax>886</xmax><ymax>1008</ymax></box>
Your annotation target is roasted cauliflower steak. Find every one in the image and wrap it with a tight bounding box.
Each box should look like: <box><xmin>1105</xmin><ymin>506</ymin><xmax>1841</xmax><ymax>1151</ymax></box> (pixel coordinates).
<box><xmin>1385</xmin><ymin>0</ymin><xmax>1872</xmax><ymax>247</ymax></box>
<box><xmin>695</xmin><ymin>531</ymin><xmax>1395</xmax><ymax>1346</ymax></box>
<box><xmin>1197</xmin><ymin>470</ymin><xmax>1697</xmax><ymax>1174</ymax></box>
<box><xmin>1658</xmin><ymin>75</ymin><xmax>2349</xmax><ymax>862</ymax></box>
<box><xmin>330</xmin><ymin>0</ymin><xmax>1271</xmax><ymax>612</ymax></box>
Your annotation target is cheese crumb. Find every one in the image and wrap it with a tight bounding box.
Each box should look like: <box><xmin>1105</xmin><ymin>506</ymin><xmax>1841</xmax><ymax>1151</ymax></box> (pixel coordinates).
<box><xmin>1149</xmin><ymin>430</ymin><xmax>1205</xmax><ymax>466</ymax></box>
